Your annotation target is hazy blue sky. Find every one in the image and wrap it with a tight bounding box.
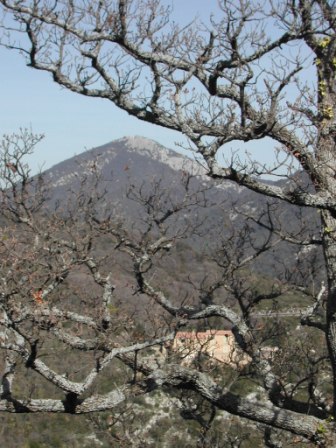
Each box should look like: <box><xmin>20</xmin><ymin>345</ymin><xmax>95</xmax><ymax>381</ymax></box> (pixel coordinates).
<box><xmin>1</xmin><ymin>44</ymin><xmax>187</xmax><ymax>172</ymax></box>
<box><xmin>0</xmin><ymin>0</ymin><xmax>292</xmax><ymax>175</ymax></box>
<box><xmin>1</xmin><ymin>1</ymin><xmax>221</xmax><ymax>172</ymax></box>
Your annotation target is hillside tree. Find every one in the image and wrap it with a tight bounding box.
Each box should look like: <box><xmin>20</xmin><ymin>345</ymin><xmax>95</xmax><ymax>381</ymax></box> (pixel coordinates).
<box><xmin>0</xmin><ymin>0</ymin><xmax>336</xmax><ymax>445</ymax></box>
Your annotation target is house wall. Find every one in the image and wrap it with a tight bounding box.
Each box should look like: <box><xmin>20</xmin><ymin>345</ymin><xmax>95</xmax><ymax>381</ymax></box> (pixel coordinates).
<box><xmin>172</xmin><ymin>330</ymin><xmax>249</xmax><ymax>366</ymax></box>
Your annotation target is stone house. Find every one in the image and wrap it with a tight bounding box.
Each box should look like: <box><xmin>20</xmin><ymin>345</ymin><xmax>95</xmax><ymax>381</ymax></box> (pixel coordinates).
<box><xmin>172</xmin><ymin>330</ymin><xmax>250</xmax><ymax>366</ymax></box>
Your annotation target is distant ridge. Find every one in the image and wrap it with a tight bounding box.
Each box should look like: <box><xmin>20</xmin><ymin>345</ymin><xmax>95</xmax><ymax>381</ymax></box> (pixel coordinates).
<box><xmin>44</xmin><ymin>136</ymin><xmax>209</xmax><ymax>190</ymax></box>
<box><xmin>37</xmin><ymin>135</ymin><xmax>323</xmax><ymax>280</ymax></box>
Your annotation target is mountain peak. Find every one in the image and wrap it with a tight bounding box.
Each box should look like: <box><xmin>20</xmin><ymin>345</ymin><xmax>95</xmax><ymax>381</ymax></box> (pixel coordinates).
<box><xmin>44</xmin><ymin>135</ymin><xmax>207</xmax><ymax>191</ymax></box>
<box><xmin>107</xmin><ymin>135</ymin><xmax>206</xmax><ymax>175</ymax></box>
<box><xmin>117</xmin><ymin>135</ymin><xmax>166</xmax><ymax>150</ymax></box>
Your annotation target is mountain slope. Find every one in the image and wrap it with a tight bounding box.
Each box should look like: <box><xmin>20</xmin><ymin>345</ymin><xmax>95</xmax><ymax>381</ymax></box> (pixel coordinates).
<box><xmin>43</xmin><ymin>135</ymin><xmax>239</xmax><ymax>222</ymax></box>
<box><xmin>40</xmin><ymin>135</ymin><xmax>322</xmax><ymax>282</ymax></box>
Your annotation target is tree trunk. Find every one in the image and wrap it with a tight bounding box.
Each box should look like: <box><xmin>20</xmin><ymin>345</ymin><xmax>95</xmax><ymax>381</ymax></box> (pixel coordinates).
<box><xmin>322</xmin><ymin>210</ymin><xmax>336</xmax><ymax>417</ymax></box>
<box><xmin>317</xmin><ymin>44</ymin><xmax>336</xmax><ymax>415</ymax></box>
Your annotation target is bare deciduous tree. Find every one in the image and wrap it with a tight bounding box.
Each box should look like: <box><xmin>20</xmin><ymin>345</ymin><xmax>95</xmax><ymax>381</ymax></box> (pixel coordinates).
<box><xmin>0</xmin><ymin>0</ymin><xmax>336</xmax><ymax>445</ymax></box>
<box><xmin>0</xmin><ymin>130</ymin><xmax>178</xmax><ymax>413</ymax></box>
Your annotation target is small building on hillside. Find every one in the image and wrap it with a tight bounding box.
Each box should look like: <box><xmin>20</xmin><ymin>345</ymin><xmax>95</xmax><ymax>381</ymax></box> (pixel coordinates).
<box><xmin>144</xmin><ymin>330</ymin><xmax>277</xmax><ymax>369</ymax></box>
<box><xmin>172</xmin><ymin>330</ymin><xmax>250</xmax><ymax>367</ymax></box>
